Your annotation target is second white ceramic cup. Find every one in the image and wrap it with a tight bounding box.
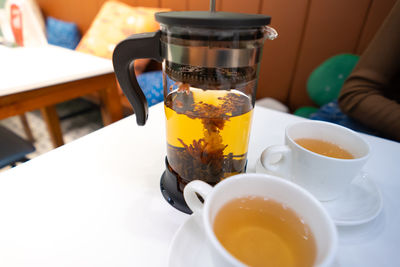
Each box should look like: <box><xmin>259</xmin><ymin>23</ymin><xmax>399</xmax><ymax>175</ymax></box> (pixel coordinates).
<box><xmin>260</xmin><ymin>121</ymin><xmax>370</xmax><ymax>201</ymax></box>
<box><xmin>184</xmin><ymin>173</ymin><xmax>338</xmax><ymax>267</ymax></box>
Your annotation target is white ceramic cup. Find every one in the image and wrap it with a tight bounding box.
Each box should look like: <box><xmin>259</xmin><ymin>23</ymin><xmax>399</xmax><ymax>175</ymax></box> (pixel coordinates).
<box><xmin>259</xmin><ymin>121</ymin><xmax>370</xmax><ymax>201</ymax></box>
<box><xmin>184</xmin><ymin>173</ymin><xmax>338</xmax><ymax>267</ymax></box>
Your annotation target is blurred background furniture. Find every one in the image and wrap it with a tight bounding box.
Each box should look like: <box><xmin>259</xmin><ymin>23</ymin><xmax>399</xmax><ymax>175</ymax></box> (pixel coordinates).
<box><xmin>294</xmin><ymin>53</ymin><xmax>360</xmax><ymax>118</ymax></box>
<box><xmin>0</xmin><ymin>44</ymin><xmax>123</xmax><ymax>148</ymax></box>
<box><xmin>74</xmin><ymin>1</ymin><xmax>168</xmax><ymax>113</ymax></box>
<box><xmin>0</xmin><ymin>125</ymin><xmax>35</xmax><ymax>169</ymax></box>
<box><xmin>36</xmin><ymin>0</ymin><xmax>397</xmax><ymax>112</ymax></box>
<box><xmin>291</xmin><ymin>53</ymin><xmax>383</xmax><ymax>138</ymax></box>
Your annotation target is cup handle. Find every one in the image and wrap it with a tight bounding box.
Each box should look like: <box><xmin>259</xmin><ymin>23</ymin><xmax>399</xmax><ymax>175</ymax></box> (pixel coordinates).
<box><xmin>184</xmin><ymin>180</ymin><xmax>213</xmax><ymax>214</ymax></box>
<box><xmin>260</xmin><ymin>145</ymin><xmax>292</xmax><ymax>179</ymax></box>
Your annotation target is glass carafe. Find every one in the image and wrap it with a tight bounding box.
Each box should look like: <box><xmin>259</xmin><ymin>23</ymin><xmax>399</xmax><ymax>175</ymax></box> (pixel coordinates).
<box><xmin>113</xmin><ymin>10</ymin><xmax>277</xmax><ymax>213</ymax></box>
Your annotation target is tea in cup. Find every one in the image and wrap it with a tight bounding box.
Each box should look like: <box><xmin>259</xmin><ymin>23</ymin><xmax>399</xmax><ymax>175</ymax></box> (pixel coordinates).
<box><xmin>184</xmin><ymin>173</ymin><xmax>337</xmax><ymax>267</ymax></box>
<box><xmin>259</xmin><ymin>121</ymin><xmax>370</xmax><ymax>201</ymax></box>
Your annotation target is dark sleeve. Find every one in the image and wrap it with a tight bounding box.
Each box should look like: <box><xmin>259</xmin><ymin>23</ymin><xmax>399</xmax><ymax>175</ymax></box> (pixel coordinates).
<box><xmin>338</xmin><ymin>0</ymin><xmax>400</xmax><ymax>141</ymax></box>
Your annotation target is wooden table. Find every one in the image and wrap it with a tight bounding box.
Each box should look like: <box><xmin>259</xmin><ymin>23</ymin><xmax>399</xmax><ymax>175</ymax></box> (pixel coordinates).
<box><xmin>0</xmin><ymin>103</ymin><xmax>398</xmax><ymax>266</ymax></box>
<box><xmin>0</xmin><ymin>44</ymin><xmax>123</xmax><ymax>147</ymax></box>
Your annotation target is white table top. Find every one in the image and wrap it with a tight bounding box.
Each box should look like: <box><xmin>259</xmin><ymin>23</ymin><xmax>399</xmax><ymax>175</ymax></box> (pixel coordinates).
<box><xmin>0</xmin><ymin>103</ymin><xmax>399</xmax><ymax>266</ymax></box>
<box><xmin>0</xmin><ymin>44</ymin><xmax>113</xmax><ymax>96</ymax></box>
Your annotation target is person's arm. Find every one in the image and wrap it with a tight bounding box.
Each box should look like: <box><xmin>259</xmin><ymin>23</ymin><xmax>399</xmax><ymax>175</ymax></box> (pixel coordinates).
<box><xmin>338</xmin><ymin>0</ymin><xmax>400</xmax><ymax>141</ymax></box>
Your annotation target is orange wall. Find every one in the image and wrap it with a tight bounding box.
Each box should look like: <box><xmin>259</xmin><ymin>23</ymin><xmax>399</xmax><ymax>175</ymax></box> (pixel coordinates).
<box><xmin>37</xmin><ymin>0</ymin><xmax>397</xmax><ymax>111</ymax></box>
<box><xmin>288</xmin><ymin>0</ymin><xmax>397</xmax><ymax>110</ymax></box>
<box><xmin>289</xmin><ymin>0</ymin><xmax>372</xmax><ymax>109</ymax></box>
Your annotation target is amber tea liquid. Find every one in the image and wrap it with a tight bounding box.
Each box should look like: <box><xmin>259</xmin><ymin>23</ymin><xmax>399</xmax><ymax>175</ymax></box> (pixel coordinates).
<box><xmin>213</xmin><ymin>196</ymin><xmax>316</xmax><ymax>267</ymax></box>
<box><xmin>165</xmin><ymin>87</ymin><xmax>253</xmax><ymax>189</ymax></box>
<box><xmin>295</xmin><ymin>138</ymin><xmax>354</xmax><ymax>159</ymax></box>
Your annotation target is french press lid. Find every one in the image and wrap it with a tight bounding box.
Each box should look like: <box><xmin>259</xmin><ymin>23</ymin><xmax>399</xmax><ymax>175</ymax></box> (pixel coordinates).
<box><xmin>155</xmin><ymin>11</ymin><xmax>270</xmax><ymax>28</ymax></box>
<box><xmin>155</xmin><ymin>0</ymin><xmax>270</xmax><ymax>28</ymax></box>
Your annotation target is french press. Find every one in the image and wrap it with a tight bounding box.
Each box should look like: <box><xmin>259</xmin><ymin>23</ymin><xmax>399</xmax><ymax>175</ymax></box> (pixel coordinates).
<box><xmin>112</xmin><ymin>1</ymin><xmax>277</xmax><ymax>213</ymax></box>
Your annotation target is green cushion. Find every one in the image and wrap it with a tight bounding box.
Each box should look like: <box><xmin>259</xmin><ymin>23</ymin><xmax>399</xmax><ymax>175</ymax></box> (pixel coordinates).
<box><xmin>294</xmin><ymin>106</ymin><xmax>319</xmax><ymax>118</ymax></box>
<box><xmin>307</xmin><ymin>54</ymin><xmax>359</xmax><ymax>106</ymax></box>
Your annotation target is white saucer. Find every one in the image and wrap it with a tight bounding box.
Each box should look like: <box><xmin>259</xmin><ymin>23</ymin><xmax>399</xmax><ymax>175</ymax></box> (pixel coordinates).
<box><xmin>168</xmin><ymin>214</ymin><xmax>213</xmax><ymax>267</ymax></box>
<box><xmin>256</xmin><ymin>160</ymin><xmax>382</xmax><ymax>226</ymax></box>
<box><xmin>321</xmin><ymin>172</ymin><xmax>383</xmax><ymax>226</ymax></box>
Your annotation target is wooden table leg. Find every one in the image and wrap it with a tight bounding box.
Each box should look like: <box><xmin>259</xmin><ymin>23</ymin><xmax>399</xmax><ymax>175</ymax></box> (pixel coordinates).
<box><xmin>19</xmin><ymin>114</ymin><xmax>35</xmax><ymax>143</ymax></box>
<box><xmin>40</xmin><ymin>105</ymin><xmax>64</xmax><ymax>148</ymax></box>
<box><xmin>98</xmin><ymin>77</ymin><xmax>123</xmax><ymax>126</ymax></box>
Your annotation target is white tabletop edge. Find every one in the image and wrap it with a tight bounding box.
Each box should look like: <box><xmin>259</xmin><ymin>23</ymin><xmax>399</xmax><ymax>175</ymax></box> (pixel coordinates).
<box><xmin>0</xmin><ymin>44</ymin><xmax>114</xmax><ymax>96</ymax></box>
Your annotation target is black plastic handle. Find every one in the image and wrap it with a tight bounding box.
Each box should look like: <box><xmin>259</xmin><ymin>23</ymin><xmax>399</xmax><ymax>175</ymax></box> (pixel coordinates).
<box><xmin>112</xmin><ymin>31</ymin><xmax>162</xmax><ymax>125</ymax></box>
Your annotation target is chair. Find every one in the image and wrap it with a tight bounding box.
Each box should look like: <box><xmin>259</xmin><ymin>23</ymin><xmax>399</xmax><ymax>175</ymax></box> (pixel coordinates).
<box><xmin>0</xmin><ymin>125</ymin><xmax>35</xmax><ymax>169</ymax></box>
<box><xmin>293</xmin><ymin>54</ymin><xmax>378</xmax><ymax>136</ymax></box>
<box><xmin>294</xmin><ymin>53</ymin><xmax>359</xmax><ymax>118</ymax></box>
